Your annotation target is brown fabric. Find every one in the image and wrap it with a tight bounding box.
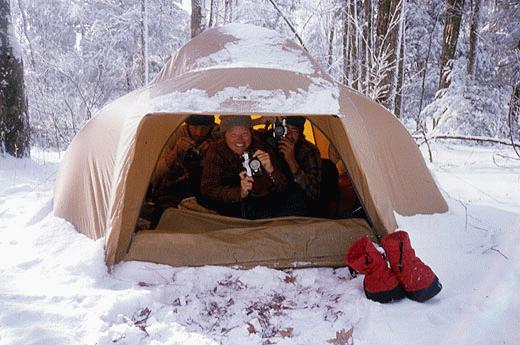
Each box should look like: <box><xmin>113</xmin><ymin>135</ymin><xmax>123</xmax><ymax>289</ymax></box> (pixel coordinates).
<box><xmin>219</xmin><ymin>115</ymin><xmax>252</xmax><ymax>132</ymax></box>
<box><xmin>178</xmin><ymin>196</ymin><xmax>217</xmax><ymax>213</ymax></box>
<box><xmin>125</xmin><ymin>208</ymin><xmax>374</xmax><ymax>268</ymax></box>
<box><xmin>200</xmin><ymin>133</ymin><xmax>287</xmax><ymax>204</ymax></box>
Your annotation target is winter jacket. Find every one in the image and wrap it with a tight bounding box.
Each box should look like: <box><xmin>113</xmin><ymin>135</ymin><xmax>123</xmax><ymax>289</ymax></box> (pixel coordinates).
<box><xmin>150</xmin><ymin>124</ymin><xmax>220</xmax><ymax>199</ymax></box>
<box><xmin>200</xmin><ymin>133</ymin><xmax>287</xmax><ymax>214</ymax></box>
<box><xmin>289</xmin><ymin>138</ymin><xmax>322</xmax><ymax>200</ymax></box>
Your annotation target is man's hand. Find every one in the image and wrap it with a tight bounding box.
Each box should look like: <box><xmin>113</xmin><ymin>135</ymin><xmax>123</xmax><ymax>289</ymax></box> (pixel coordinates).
<box><xmin>175</xmin><ymin>137</ymin><xmax>196</xmax><ymax>153</ymax></box>
<box><xmin>239</xmin><ymin>171</ymin><xmax>254</xmax><ymax>198</ymax></box>
<box><xmin>198</xmin><ymin>140</ymin><xmax>211</xmax><ymax>153</ymax></box>
<box><xmin>278</xmin><ymin>137</ymin><xmax>299</xmax><ymax>174</ymax></box>
<box><xmin>253</xmin><ymin>150</ymin><xmax>274</xmax><ymax>174</ymax></box>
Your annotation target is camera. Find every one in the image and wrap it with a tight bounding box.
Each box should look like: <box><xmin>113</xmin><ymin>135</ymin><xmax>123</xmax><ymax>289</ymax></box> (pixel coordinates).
<box><xmin>272</xmin><ymin>118</ymin><xmax>287</xmax><ymax>140</ymax></box>
<box><xmin>241</xmin><ymin>151</ymin><xmax>263</xmax><ymax>177</ymax></box>
<box><xmin>183</xmin><ymin>147</ymin><xmax>202</xmax><ymax>165</ymax></box>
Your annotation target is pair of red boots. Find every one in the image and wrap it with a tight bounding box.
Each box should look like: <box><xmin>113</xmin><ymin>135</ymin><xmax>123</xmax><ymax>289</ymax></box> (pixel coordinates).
<box><xmin>345</xmin><ymin>230</ymin><xmax>442</xmax><ymax>303</ymax></box>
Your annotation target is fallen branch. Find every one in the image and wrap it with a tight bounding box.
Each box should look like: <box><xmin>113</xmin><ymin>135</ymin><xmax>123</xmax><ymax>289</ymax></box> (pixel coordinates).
<box><xmin>413</xmin><ymin>134</ymin><xmax>520</xmax><ymax>148</ymax></box>
<box><xmin>420</xmin><ymin>127</ymin><xmax>433</xmax><ymax>163</ymax></box>
<box><xmin>267</xmin><ymin>0</ymin><xmax>308</xmax><ymax>52</ymax></box>
<box><xmin>483</xmin><ymin>247</ymin><xmax>509</xmax><ymax>260</ymax></box>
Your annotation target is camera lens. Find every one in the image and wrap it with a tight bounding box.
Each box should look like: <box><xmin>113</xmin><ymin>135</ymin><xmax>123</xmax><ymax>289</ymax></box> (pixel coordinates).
<box><xmin>249</xmin><ymin>159</ymin><xmax>261</xmax><ymax>170</ymax></box>
<box><xmin>184</xmin><ymin>147</ymin><xmax>201</xmax><ymax>164</ymax></box>
<box><xmin>274</xmin><ymin>125</ymin><xmax>285</xmax><ymax>137</ymax></box>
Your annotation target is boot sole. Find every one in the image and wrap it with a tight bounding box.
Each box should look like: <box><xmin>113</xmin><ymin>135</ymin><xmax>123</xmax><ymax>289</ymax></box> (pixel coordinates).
<box><xmin>406</xmin><ymin>276</ymin><xmax>443</xmax><ymax>302</ymax></box>
<box><xmin>365</xmin><ymin>284</ymin><xmax>406</xmax><ymax>304</ymax></box>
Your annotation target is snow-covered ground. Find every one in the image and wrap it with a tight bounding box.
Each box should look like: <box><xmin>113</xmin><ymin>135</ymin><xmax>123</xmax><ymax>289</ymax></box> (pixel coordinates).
<box><xmin>1</xmin><ymin>144</ymin><xmax>519</xmax><ymax>345</ymax></box>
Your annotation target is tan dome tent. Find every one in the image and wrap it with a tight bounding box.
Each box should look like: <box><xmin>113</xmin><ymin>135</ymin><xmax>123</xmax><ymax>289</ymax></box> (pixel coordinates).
<box><xmin>53</xmin><ymin>24</ymin><xmax>447</xmax><ymax>268</ymax></box>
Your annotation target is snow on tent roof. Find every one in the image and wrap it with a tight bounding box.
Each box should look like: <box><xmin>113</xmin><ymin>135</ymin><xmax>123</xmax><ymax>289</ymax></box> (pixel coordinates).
<box><xmin>192</xmin><ymin>23</ymin><xmax>315</xmax><ymax>74</ymax></box>
<box><xmin>148</xmin><ymin>24</ymin><xmax>340</xmax><ymax>115</ymax></box>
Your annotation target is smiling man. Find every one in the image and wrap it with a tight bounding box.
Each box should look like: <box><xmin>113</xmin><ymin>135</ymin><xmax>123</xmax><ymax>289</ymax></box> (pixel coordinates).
<box><xmin>199</xmin><ymin>115</ymin><xmax>287</xmax><ymax>219</ymax></box>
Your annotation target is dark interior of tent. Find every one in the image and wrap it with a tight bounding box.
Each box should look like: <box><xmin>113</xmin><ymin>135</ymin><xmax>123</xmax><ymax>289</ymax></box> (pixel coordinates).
<box><xmin>126</xmin><ymin>115</ymin><xmax>375</xmax><ymax>268</ymax></box>
<box><xmin>135</xmin><ymin>115</ymin><xmax>370</xmax><ymax>232</ymax></box>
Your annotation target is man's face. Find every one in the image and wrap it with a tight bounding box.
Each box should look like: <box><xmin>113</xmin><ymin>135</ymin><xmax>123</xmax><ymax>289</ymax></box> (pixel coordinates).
<box><xmin>188</xmin><ymin>124</ymin><xmax>213</xmax><ymax>144</ymax></box>
<box><xmin>286</xmin><ymin>124</ymin><xmax>301</xmax><ymax>143</ymax></box>
<box><xmin>225</xmin><ymin>125</ymin><xmax>252</xmax><ymax>155</ymax></box>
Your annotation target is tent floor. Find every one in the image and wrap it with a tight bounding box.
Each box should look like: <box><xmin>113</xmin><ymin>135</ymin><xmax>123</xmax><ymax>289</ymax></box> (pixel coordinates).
<box><xmin>125</xmin><ymin>208</ymin><xmax>375</xmax><ymax>269</ymax></box>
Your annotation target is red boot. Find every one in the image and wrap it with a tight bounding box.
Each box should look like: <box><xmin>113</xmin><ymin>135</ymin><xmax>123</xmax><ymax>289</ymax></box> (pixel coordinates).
<box><xmin>345</xmin><ymin>236</ymin><xmax>405</xmax><ymax>303</ymax></box>
<box><xmin>381</xmin><ymin>230</ymin><xmax>442</xmax><ymax>302</ymax></box>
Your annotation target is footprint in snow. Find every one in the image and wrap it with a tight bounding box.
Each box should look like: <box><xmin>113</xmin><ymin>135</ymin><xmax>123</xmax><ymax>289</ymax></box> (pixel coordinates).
<box><xmin>3</xmin><ymin>184</ymin><xmax>34</xmax><ymax>194</ymax></box>
<box><xmin>18</xmin><ymin>258</ymin><xmax>42</xmax><ymax>270</ymax></box>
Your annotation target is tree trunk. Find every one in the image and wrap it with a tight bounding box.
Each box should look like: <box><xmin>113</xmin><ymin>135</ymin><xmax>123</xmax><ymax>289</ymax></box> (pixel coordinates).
<box><xmin>375</xmin><ymin>0</ymin><xmax>391</xmax><ymax>52</ymax></box>
<box><xmin>439</xmin><ymin>0</ymin><xmax>465</xmax><ymax>90</ymax></box>
<box><xmin>349</xmin><ymin>0</ymin><xmax>359</xmax><ymax>90</ymax></box>
<box><xmin>224</xmin><ymin>0</ymin><xmax>232</xmax><ymax>23</ymax></box>
<box><xmin>15</xmin><ymin>0</ymin><xmax>35</xmax><ymax>69</ymax></box>
<box><xmin>342</xmin><ymin>3</ymin><xmax>350</xmax><ymax>85</ymax></box>
<box><xmin>208</xmin><ymin>0</ymin><xmax>214</xmax><ymax>28</ymax></box>
<box><xmin>361</xmin><ymin>0</ymin><xmax>373</xmax><ymax>94</ymax></box>
<box><xmin>466</xmin><ymin>0</ymin><xmax>480</xmax><ymax>78</ymax></box>
<box><xmin>191</xmin><ymin>0</ymin><xmax>205</xmax><ymax>38</ymax></box>
<box><xmin>375</xmin><ymin>0</ymin><xmax>403</xmax><ymax>111</ymax></box>
<box><xmin>327</xmin><ymin>25</ymin><xmax>334</xmax><ymax>71</ymax></box>
<box><xmin>394</xmin><ymin>26</ymin><xmax>405</xmax><ymax>118</ymax></box>
<box><xmin>0</xmin><ymin>0</ymin><xmax>30</xmax><ymax>157</ymax></box>
<box><xmin>140</xmin><ymin>0</ymin><xmax>149</xmax><ymax>85</ymax></box>
<box><xmin>509</xmin><ymin>82</ymin><xmax>520</xmax><ymax>136</ymax></box>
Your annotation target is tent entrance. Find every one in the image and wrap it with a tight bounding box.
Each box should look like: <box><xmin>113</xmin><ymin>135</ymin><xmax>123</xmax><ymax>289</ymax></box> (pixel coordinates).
<box><xmin>136</xmin><ymin>114</ymin><xmax>370</xmax><ymax>230</ymax></box>
<box><xmin>129</xmin><ymin>114</ymin><xmax>374</xmax><ymax>268</ymax></box>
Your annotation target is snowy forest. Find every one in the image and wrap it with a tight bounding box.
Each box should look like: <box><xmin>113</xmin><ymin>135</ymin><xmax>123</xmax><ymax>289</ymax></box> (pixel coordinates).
<box><xmin>1</xmin><ymin>0</ymin><xmax>519</xmax><ymax>156</ymax></box>
<box><xmin>2</xmin><ymin>1</ymin><xmax>520</xmax><ymax>345</ymax></box>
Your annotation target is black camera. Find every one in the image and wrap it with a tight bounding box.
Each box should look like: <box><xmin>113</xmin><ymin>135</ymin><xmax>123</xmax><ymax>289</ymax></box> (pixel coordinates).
<box><xmin>272</xmin><ymin>118</ymin><xmax>288</xmax><ymax>140</ymax></box>
<box><xmin>241</xmin><ymin>151</ymin><xmax>262</xmax><ymax>177</ymax></box>
<box><xmin>183</xmin><ymin>147</ymin><xmax>202</xmax><ymax>165</ymax></box>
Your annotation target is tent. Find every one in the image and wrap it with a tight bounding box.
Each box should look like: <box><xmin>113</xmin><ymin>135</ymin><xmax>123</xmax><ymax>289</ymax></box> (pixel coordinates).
<box><xmin>53</xmin><ymin>23</ymin><xmax>448</xmax><ymax>269</ymax></box>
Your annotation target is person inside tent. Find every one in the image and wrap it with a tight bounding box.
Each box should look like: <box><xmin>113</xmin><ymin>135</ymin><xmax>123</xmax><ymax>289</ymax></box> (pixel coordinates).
<box><xmin>142</xmin><ymin>114</ymin><xmax>220</xmax><ymax>226</ymax></box>
<box><xmin>263</xmin><ymin>116</ymin><xmax>322</xmax><ymax>216</ymax></box>
<box><xmin>199</xmin><ymin>115</ymin><xmax>288</xmax><ymax>219</ymax></box>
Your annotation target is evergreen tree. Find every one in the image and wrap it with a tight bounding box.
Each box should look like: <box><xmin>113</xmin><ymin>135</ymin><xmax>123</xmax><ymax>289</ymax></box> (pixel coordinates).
<box><xmin>0</xmin><ymin>0</ymin><xmax>30</xmax><ymax>157</ymax></box>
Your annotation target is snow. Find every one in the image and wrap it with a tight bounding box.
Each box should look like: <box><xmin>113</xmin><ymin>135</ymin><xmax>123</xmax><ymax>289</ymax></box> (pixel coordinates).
<box><xmin>149</xmin><ymin>82</ymin><xmax>340</xmax><ymax>115</ymax></box>
<box><xmin>4</xmin><ymin>9</ymin><xmax>23</xmax><ymax>60</ymax></box>
<box><xmin>193</xmin><ymin>24</ymin><xmax>316</xmax><ymax>75</ymax></box>
<box><xmin>1</xmin><ymin>143</ymin><xmax>520</xmax><ymax>345</ymax></box>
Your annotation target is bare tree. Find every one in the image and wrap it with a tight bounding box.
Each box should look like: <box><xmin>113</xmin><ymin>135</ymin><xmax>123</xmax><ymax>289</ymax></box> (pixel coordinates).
<box><xmin>439</xmin><ymin>0</ymin><xmax>465</xmax><ymax>90</ymax></box>
<box><xmin>375</xmin><ymin>0</ymin><xmax>403</xmax><ymax>112</ymax></box>
<box><xmin>349</xmin><ymin>0</ymin><xmax>359</xmax><ymax>90</ymax></box>
<box><xmin>361</xmin><ymin>0</ymin><xmax>373</xmax><ymax>94</ymax></box>
<box><xmin>326</xmin><ymin>23</ymin><xmax>335</xmax><ymax>70</ymax></box>
<box><xmin>208</xmin><ymin>0</ymin><xmax>215</xmax><ymax>27</ymax></box>
<box><xmin>0</xmin><ymin>0</ymin><xmax>30</xmax><ymax>157</ymax></box>
<box><xmin>223</xmin><ymin>0</ymin><xmax>232</xmax><ymax>23</ymax></box>
<box><xmin>509</xmin><ymin>82</ymin><xmax>520</xmax><ymax>157</ymax></box>
<box><xmin>466</xmin><ymin>0</ymin><xmax>481</xmax><ymax>78</ymax></box>
<box><xmin>417</xmin><ymin>6</ymin><xmax>441</xmax><ymax>129</ymax></box>
<box><xmin>394</xmin><ymin>30</ymin><xmax>405</xmax><ymax>117</ymax></box>
<box><xmin>267</xmin><ymin>0</ymin><xmax>307</xmax><ymax>51</ymax></box>
<box><xmin>191</xmin><ymin>0</ymin><xmax>205</xmax><ymax>38</ymax></box>
<box><xmin>140</xmin><ymin>0</ymin><xmax>149</xmax><ymax>85</ymax></box>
